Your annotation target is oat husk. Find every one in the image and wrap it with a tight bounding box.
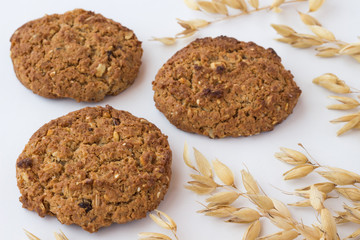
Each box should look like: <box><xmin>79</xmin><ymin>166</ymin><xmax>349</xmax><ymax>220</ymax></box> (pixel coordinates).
<box><xmin>242</xmin><ymin>220</ymin><xmax>261</xmax><ymax>240</ymax></box>
<box><xmin>212</xmin><ymin>159</ymin><xmax>235</xmax><ymax>186</ymax></box>
<box><xmin>257</xmin><ymin>230</ymin><xmax>299</xmax><ymax>240</ymax></box>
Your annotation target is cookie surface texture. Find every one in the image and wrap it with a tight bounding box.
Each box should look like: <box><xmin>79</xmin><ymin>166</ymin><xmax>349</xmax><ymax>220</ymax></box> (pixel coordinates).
<box><xmin>10</xmin><ymin>9</ymin><xmax>143</xmax><ymax>102</ymax></box>
<box><xmin>16</xmin><ymin>106</ymin><xmax>171</xmax><ymax>232</ymax></box>
<box><xmin>153</xmin><ymin>36</ymin><xmax>301</xmax><ymax>138</ymax></box>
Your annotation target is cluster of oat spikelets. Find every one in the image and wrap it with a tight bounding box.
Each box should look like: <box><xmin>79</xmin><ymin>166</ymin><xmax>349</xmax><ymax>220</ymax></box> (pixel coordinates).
<box><xmin>271</xmin><ymin>14</ymin><xmax>360</xmax><ymax>62</ymax></box>
<box><xmin>180</xmin><ymin>143</ymin><xmax>360</xmax><ymax>240</ymax></box>
<box><xmin>312</xmin><ymin>73</ymin><xmax>360</xmax><ymax>135</ymax></box>
<box><xmin>153</xmin><ymin>0</ymin><xmax>325</xmax><ymax>45</ymax></box>
<box><xmin>24</xmin><ymin>229</ymin><xmax>68</xmax><ymax>240</ymax></box>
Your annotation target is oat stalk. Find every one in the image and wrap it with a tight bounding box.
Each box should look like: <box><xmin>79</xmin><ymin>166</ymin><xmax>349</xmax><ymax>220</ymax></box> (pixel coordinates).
<box><xmin>185</xmin><ymin>143</ymin><xmax>360</xmax><ymax>239</ymax></box>
<box><xmin>153</xmin><ymin>0</ymin><xmax>312</xmax><ymax>45</ymax></box>
<box><xmin>313</xmin><ymin>73</ymin><xmax>360</xmax><ymax>136</ymax></box>
<box><xmin>272</xmin><ymin>11</ymin><xmax>360</xmax><ymax>63</ymax></box>
<box><xmin>183</xmin><ymin>144</ymin><xmax>333</xmax><ymax>239</ymax></box>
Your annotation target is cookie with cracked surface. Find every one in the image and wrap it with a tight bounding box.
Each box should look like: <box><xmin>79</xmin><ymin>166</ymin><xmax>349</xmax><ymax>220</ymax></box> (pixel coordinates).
<box><xmin>153</xmin><ymin>36</ymin><xmax>301</xmax><ymax>138</ymax></box>
<box><xmin>16</xmin><ymin>105</ymin><xmax>171</xmax><ymax>232</ymax></box>
<box><xmin>10</xmin><ymin>9</ymin><xmax>142</xmax><ymax>102</ymax></box>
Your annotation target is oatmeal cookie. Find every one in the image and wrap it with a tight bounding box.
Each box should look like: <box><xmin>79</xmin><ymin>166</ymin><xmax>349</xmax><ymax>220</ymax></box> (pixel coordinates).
<box><xmin>16</xmin><ymin>105</ymin><xmax>171</xmax><ymax>232</ymax></box>
<box><xmin>10</xmin><ymin>9</ymin><xmax>143</xmax><ymax>102</ymax></box>
<box><xmin>153</xmin><ymin>36</ymin><xmax>301</xmax><ymax>138</ymax></box>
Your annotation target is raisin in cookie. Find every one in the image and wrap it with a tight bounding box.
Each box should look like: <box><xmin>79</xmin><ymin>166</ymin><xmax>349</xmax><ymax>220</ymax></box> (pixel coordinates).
<box><xmin>153</xmin><ymin>36</ymin><xmax>301</xmax><ymax>138</ymax></box>
<box><xmin>10</xmin><ymin>9</ymin><xmax>143</xmax><ymax>102</ymax></box>
<box><xmin>16</xmin><ymin>105</ymin><xmax>171</xmax><ymax>232</ymax></box>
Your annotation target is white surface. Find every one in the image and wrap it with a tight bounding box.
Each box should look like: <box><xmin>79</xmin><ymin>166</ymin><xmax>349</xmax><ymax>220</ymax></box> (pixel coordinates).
<box><xmin>1</xmin><ymin>0</ymin><xmax>360</xmax><ymax>239</ymax></box>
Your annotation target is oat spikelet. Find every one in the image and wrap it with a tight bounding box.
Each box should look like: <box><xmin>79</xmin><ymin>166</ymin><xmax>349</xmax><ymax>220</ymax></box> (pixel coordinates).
<box><xmin>336</xmin><ymin>187</ymin><xmax>360</xmax><ymax>201</ymax></box>
<box><xmin>288</xmin><ymin>199</ymin><xmax>311</xmax><ymax>207</ymax></box>
<box><xmin>242</xmin><ymin>220</ymin><xmax>261</xmax><ymax>240</ymax></box>
<box><xmin>150</xmin><ymin>213</ymin><xmax>173</xmax><ymax>230</ymax></box>
<box><xmin>328</xmin><ymin>95</ymin><xmax>360</xmax><ymax>107</ymax></box>
<box><xmin>344</xmin><ymin>228</ymin><xmax>360</xmax><ymax>239</ymax></box>
<box><xmin>352</xmin><ymin>53</ymin><xmax>360</xmax><ymax>63</ymax></box>
<box><xmin>190</xmin><ymin>174</ymin><xmax>218</xmax><ymax>188</ymax></box>
<box><xmin>183</xmin><ymin>142</ymin><xmax>196</xmax><ymax>171</ymax></box>
<box><xmin>198</xmin><ymin>1</ymin><xmax>228</xmax><ymax>15</ymax></box>
<box><xmin>175</xmin><ymin>28</ymin><xmax>197</xmax><ymax>38</ymax></box>
<box><xmin>295</xmin><ymin>224</ymin><xmax>322</xmax><ymax>240</ymax></box>
<box><xmin>248</xmin><ymin>195</ymin><xmax>274</xmax><ymax>210</ymax></box>
<box><xmin>262</xmin><ymin>210</ymin><xmax>294</xmax><ymax>230</ymax></box>
<box><xmin>205</xmin><ymin>191</ymin><xmax>240</xmax><ymax>206</ymax></box>
<box><xmin>331</xmin><ymin>113</ymin><xmax>360</xmax><ymax>123</ymax></box>
<box><xmin>283</xmin><ymin>164</ymin><xmax>317</xmax><ymax>180</ymax></box>
<box><xmin>337</xmin><ymin>115</ymin><xmax>360</xmax><ymax>136</ymax></box>
<box><xmin>309</xmin><ymin>0</ymin><xmax>325</xmax><ymax>12</ymax></box>
<box><xmin>309</xmin><ymin>185</ymin><xmax>325</xmax><ymax>212</ymax></box>
<box><xmin>212</xmin><ymin>159</ymin><xmax>235</xmax><ymax>186</ymax></box>
<box><xmin>138</xmin><ymin>232</ymin><xmax>172</xmax><ymax>240</ymax></box>
<box><xmin>316</xmin><ymin>46</ymin><xmax>340</xmax><ymax>57</ymax></box>
<box><xmin>185</xmin><ymin>181</ymin><xmax>216</xmax><ymax>194</ymax></box>
<box><xmin>290</xmin><ymin>37</ymin><xmax>323</xmax><ymax>48</ymax></box>
<box><xmin>276</xmin><ymin>37</ymin><xmax>296</xmax><ymax>44</ymax></box>
<box><xmin>177</xmin><ymin>18</ymin><xmax>209</xmax><ymax>29</ymax></box>
<box><xmin>313</xmin><ymin>73</ymin><xmax>351</xmax><ymax>94</ymax></box>
<box><xmin>327</xmin><ymin>96</ymin><xmax>360</xmax><ymax>110</ymax></box>
<box><xmin>278</xmin><ymin>147</ymin><xmax>308</xmax><ymax>164</ymax></box>
<box><xmin>227</xmin><ymin>208</ymin><xmax>260</xmax><ymax>223</ymax></box>
<box><xmin>339</xmin><ymin>42</ymin><xmax>360</xmax><ymax>55</ymax></box>
<box><xmin>334</xmin><ymin>211</ymin><xmax>350</xmax><ymax>224</ymax></box>
<box><xmin>24</xmin><ymin>229</ymin><xmax>41</xmax><ymax>240</ymax></box>
<box><xmin>223</xmin><ymin>0</ymin><xmax>248</xmax><ymax>12</ymax></box>
<box><xmin>152</xmin><ymin>37</ymin><xmax>177</xmax><ymax>45</ymax></box>
<box><xmin>271</xmin><ymin>0</ymin><xmax>285</xmax><ymax>7</ymax></box>
<box><xmin>54</xmin><ymin>231</ymin><xmax>69</xmax><ymax>240</ymax></box>
<box><xmin>327</xmin><ymin>103</ymin><xmax>360</xmax><ymax>110</ymax></box>
<box><xmin>317</xmin><ymin>170</ymin><xmax>356</xmax><ymax>185</ymax></box>
<box><xmin>199</xmin><ymin>205</ymin><xmax>238</xmax><ymax>218</ymax></box>
<box><xmin>296</xmin><ymin>182</ymin><xmax>336</xmax><ymax>194</ymax></box>
<box><xmin>343</xmin><ymin>204</ymin><xmax>360</xmax><ymax>221</ymax></box>
<box><xmin>320</xmin><ymin>208</ymin><xmax>338</xmax><ymax>240</ymax></box>
<box><xmin>248</xmin><ymin>0</ymin><xmax>259</xmax><ymax>9</ymax></box>
<box><xmin>271</xmin><ymin>198</ymin><xmax>292</xmax><ymax>218</ymax></box>
<box><xmin>294</xmin><ymin>188</ymin><xmax>327</xmax><ymax>199</ymax></box>
<box><xmin>326</xmin><ymin>167</ymin><xmax>360</xmax><ymax>183</ymax></box>
<box><xmin>271</xmin><ymin>24</ymin><xmax>296</xmax><ymax>37</ymax></box>
<box><xmin>298</xmin><ymin>11</ymin><xmax>321</xmax><ymax>26</ymax></box>
<box><xmin>193</xmin><ymin>148</ymin><xmax>212</xmax><ymax>178</ymax></box>
<box><xmin>309</xmin><ymin>25</ymin><xmax>335</xmax><ymax>41</ymax></box>
<box><xmin>241</xmin><ymin>169</ymin><xmax>260</xmax><ymax>194</ymax></box>
<box><xmin>274</xmin><ymin>152</ymin><xmax>307</xmax><ymax>165</ymax></box>
<box><xmin>257</xmin><ymin>230</ymin><xmax>299</xmax><ymax>240</ymax></box>
<box><xmin>183</xmin><ymin>0</ymin><xmax>200</xmax><ymax>10</ymax></box>
<box><xmin>156</xmin><ymin>210</ymin><xmax>177</xmax><ymax>231</ymax></box>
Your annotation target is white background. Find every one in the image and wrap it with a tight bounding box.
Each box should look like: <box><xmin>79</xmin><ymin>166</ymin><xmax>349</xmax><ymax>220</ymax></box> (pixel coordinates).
<box><xmin>1</xmin><ymin>0</ymin><xmax>360</xmax><ymax>239</ymax></box>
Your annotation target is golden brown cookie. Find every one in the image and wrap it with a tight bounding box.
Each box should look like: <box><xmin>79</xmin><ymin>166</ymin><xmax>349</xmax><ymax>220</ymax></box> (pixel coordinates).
<box><xmin>153</xmin><ymin>36</ymin><xmax>301</xmax><ymax>138</ymax></box>
<box><xmin>10</xmin><ymin>9</ymin><xmax>143</xmax><ymax>102</ymax></box>
<box><xmin>16</xmin><ymin>105</ymin><xmax>171</xmax><ymax>232</ymax></box>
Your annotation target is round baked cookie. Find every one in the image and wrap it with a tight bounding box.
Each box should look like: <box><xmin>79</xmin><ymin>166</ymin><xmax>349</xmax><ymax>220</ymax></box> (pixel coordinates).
<box><xmin>16</xmin><ymin>105</ymin><xmax>171</xmax><ymax>232</ymax></box>
<box><xmin>153</xmin><ymin>36</ymin><xmax>301</xmax><ymax>138</ymax></box>
<box><xmin>10</xmin><ymin>9</ymin><xmax>143</xmax><ymax>102</ymax></box>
